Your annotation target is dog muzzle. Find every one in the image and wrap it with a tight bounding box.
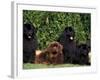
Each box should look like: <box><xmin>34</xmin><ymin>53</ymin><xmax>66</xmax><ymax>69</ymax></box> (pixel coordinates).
<box><xmin>28</xmin><ymin>36</ymin><xmax>31</xmax><ymax>39</ymax></box>
<box><xmin>70</xmin><ymin>36</ymin><xmax>73</xmax><ymax>40</ymax></box>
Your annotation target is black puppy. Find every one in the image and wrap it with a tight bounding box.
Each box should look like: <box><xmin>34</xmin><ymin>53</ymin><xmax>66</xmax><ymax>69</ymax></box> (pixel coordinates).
<box><xmin>75</xmin><ymin>43</ymin><xmax>90</xmax><ymax>65</ymax></box>
<box><xmin>23</xmin><ymin>23</ymin><xmax>38</xmax><ymax>63</ymax></box>
<box><xmin>57</xmin><ymin>27</ymin><xmax>76</xmax><ymax>63</ymax></box>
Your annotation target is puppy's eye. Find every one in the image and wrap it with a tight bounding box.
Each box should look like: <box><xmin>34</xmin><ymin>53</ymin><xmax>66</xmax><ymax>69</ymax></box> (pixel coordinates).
<box><xmin>52</xmin><ymin>52</ymin><xmax>57</xmax><ymax>55</ymax></box>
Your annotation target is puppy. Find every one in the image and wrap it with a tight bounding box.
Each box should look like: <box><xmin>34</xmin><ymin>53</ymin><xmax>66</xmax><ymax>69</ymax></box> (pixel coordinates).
<box><xmin>76</xmin><ymin>44</ymin><xmax>90</xmax><ymax>65</ymax></box>
<box><xmin>57</xmin><ymin>27</ymin><xmax>76</xmax><ymax>63</ymax></box>
<box><xmin>35</xmin><ymin>42</ymin><xmax>64</xmax><ymax>64</ymax></box>
<box><xmin>47</xmin><ymin>42</ymin><xmax>64</xmax><ymax>64</ymax></box>
<box><xmin>23</xmin><ymin>23</ymin><xmax>38</xmax><ymax>63</ymax></box>
<box><xmin>35</xmin><ymin>50</ymin><xmax>49</xmax><ymax>64</ymax></box>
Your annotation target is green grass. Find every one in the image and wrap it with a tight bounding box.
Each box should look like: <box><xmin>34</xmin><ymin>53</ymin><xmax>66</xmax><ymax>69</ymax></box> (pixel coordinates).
<box><xmin>23</xmin><ymin>63</ymin><xmax>88</xmax><ymax>69</ymax></box>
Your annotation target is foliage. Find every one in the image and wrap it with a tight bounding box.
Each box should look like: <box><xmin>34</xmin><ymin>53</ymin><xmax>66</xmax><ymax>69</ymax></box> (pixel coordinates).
<box><xmin>23</xmin><ymin>10</ymin><xmax>91</xmax><ymax>50</ymax></box>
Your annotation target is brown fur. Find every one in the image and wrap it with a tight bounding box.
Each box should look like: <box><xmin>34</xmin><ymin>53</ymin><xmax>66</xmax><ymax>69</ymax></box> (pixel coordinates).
<box><xmin>35</xmin><ymin>50</ymin><xmax>49</xmax><ymax>64</ymax></box>
<box><xmin>47</xmin><ymin>42</ymin><xmax>64</xmax><ymax>64</ymax></box>
<box><xmin>35</xmin><ymin>42</ymin><xmax>64</xmax><ymax>64</ymax></box>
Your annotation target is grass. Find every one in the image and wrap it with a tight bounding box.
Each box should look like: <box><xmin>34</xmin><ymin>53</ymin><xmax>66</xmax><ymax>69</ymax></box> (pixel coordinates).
<box><xmin>23</xmin><ymin>52</ymin><xmax>91</xmax><ymax>69</ymax></box>
<box><xmin>23</xmin><ymin>63</ymin><xmax>88</xmax><ymax>69</ymax></box>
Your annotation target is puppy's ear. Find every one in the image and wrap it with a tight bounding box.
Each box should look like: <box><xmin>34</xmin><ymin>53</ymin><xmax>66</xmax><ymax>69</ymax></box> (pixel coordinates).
<box><xmin>33</xmin><ymin>26</ymin><xmax>37</xmax><ymax>33</ymax></box>
<box><xmin>31</xmin><ymin>23</ymin><xmax>37</xmax><ymax>33</ymax></box>
<box><xmin>59</xmin><ymin>44</ymin><xmax>63</xmax><ymax>50</ymax></box>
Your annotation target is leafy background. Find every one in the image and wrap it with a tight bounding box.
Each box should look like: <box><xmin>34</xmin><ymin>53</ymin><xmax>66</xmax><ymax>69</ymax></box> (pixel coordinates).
<box><xmin>23</xmin><ymin>10</ymin><xmax>91</xmax><ymax>50</ymax></box>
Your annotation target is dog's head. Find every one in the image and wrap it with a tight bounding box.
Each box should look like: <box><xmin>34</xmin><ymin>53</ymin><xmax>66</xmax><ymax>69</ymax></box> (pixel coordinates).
<box><xmin>64</xmin><ymin>27</ymin><xmax>75</xmax><ymax>41</ymax></box>
<box><xmin>47</xmin><ymin>42</ymin><xmax>63</xmax><ymax>60</ymax></box>
<box><xmin>78</xmin><ymin>44</ymin><xmax>90</xmax><ymax>56</ymax></box>
<box><xmin>23</xmin><ymin>23</ymin><xmax>36</xmax><ymax>40</ymax></box>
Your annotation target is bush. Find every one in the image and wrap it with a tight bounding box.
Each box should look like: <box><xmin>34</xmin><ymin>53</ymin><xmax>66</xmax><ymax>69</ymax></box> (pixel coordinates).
<box><xmin>23</xmin><ymin>10</ymin><xmax>91</xmax><ymax>50</ymax></box>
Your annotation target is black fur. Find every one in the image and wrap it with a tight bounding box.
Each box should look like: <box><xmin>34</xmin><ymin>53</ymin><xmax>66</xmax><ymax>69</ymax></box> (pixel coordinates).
<box><xmin>57</xmin><ymin>27</ymin><xmax>76</xmax><ymax>63</ymax></box>
<box><xmin>23</xmin><ymin>23</ymin><xmax>38</xmax><ymax>63</ymax></box>
<box><xmin>75</xmin><ymin>44</ymin><xmax>90</xmax><ymax>65</ymax></box>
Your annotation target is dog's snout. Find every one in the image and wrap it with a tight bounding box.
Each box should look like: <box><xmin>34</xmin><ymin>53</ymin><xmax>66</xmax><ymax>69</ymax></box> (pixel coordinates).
<box><xmin>70</xmin><ymin>36</ymin><xmax>73</xmax><ymax>40</ymax></box>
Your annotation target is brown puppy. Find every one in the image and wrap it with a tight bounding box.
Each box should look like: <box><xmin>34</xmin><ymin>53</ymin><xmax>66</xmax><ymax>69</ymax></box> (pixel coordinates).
<box><xmin>35</xmin><ymin>50</ymin><xmax>49</xmax><ymax>64</ymax></box>
<box><xmin>47</xmin><ymin>42</ymin><xmax>64</xmax><ymax>64</ymax></box>
<box><xmin>35</xmin><ymin>42</ymin><xmax>64</xmax><ymax>64</ymax></box>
